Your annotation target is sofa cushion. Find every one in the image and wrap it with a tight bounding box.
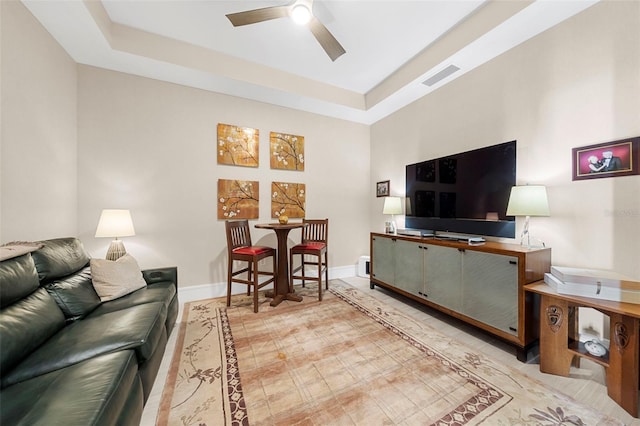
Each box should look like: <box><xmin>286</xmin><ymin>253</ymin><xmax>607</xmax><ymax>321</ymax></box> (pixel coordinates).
<box><xmin>31</xmin><ymin>238</ymin><xmax>90</xmax><ymax>283</ymax></box>
<box><xmin>89</xmin><ymin>281</ymin><xmax>176</xmax><ymax>317</ymax></box>
<box><xmin>0</xmin><ymin>253</ymin><xmax>40</xmax><ymax>308</ymax></box>
<box><xmin>2</xmin><ymin>302</ymin><xmax>167</xmax><ymax>387</ymax></box>
<box><xmin>90</xmin><ymin>282</ymin><xmax>178</xmax><ymax>334</ymax></box>
<box><xmin>44</xmin><ymin>267</ymin><xmax>101</xmax><ymax>321</ymax></box>
<box><xmin>0</xmin><ymin>350</ymin><xmax>142</xmax><ymax>426</ymax></box>
<box><xmin>90</xmin><ymin>254</ymin><xmax>147</xmax><ymax>302</ymax></box>
<box><xmin>0</xmin><ymin>288</ymin><xmax>66</xmax><ymax>377</ymax></box>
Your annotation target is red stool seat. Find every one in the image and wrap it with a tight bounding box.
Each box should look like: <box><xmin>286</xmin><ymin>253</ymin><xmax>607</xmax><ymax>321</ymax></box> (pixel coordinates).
<box><xmin>291</xmin><ymin>242</ymin><xmax>326</xmax><ymax>251</ymax></box>
<box><xmin>233</xmin><ymin>246</ymin><xmax>274</xmax><ymax>256</ymax></box>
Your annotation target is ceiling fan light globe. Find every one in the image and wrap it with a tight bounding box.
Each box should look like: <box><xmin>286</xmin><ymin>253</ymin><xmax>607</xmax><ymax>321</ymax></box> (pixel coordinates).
<box><xmin>291</xmin><ymin>4</ymin><xmax>311</xmax><ymax>25</ymax></box>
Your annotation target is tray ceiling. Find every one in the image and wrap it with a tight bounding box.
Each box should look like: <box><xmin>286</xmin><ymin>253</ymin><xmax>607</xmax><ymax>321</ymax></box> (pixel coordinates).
<box><xmin>23</xmin><ymin>0</ymin><xmax>598</xmax><ymax>124</ymax></box>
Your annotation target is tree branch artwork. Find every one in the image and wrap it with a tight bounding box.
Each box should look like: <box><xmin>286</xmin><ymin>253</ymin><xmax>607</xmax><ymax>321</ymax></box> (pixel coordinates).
<box><xmin>217</xmin><ymin>179</ymin><xmax>259</xmax><ymax>219</ymax></box>
<box><xmin>271</xmin><ymin>182</ymin><xmax>305</xmax><ymax>219</ymax></box>
<box><xmin>217</xmin><ymin>123</ymin><xmax>259</xmax><ymax>167</ymax></box>
<box><xmin>270</xmin><ymin>132</ymin><xmax>304</xmax><ymax>171</ymax></box>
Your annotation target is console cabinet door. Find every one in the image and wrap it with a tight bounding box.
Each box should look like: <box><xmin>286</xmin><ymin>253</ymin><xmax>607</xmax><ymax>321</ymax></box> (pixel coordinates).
<box><xmin>372</xmin><ymin>236</ymin><xmax>395</xmax><ymax>285</ymax></box>
<box><xmin>394</xmin><ymin>239</ymin><xmax>423</xmax><ymax>296</ymax></box>
<box><xmin>462</xmin><ymin>250</ymin><xmax>519</xmax><ymax>336</ymax></box>
<box><xmin>424</xmin><ymin>245</ymin><xmax>462</xmax><ymax>311</ymax></box>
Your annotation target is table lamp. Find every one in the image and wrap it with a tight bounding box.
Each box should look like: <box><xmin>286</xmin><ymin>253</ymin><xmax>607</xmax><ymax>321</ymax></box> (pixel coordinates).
<box><xmin>506</xmin><ymin>185</ymin><xmax>550</xmax><ymax>248</ymax></box>
<box><xmin>383</xmin><ymin>197</ymin><xmax>402</xmax><ymax>234</ymax></box>
<box><xmin>95</xmin><ymin>209</ymin><xmax>136</xmax><ymax>260</ymax></box>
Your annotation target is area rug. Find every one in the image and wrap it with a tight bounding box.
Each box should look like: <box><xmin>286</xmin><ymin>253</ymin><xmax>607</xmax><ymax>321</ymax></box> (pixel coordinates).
<box><xmin>156</xmin><ymin>280</ymin><xmax>623</xmax><ymax>426</ymax></box>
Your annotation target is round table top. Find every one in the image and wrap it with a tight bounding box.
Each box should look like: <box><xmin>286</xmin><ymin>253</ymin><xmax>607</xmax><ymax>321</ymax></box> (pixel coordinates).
<box><xmin>254</xmin><ymin>222</ymin><xmax>307</xmax><ymax>230</ymax></box>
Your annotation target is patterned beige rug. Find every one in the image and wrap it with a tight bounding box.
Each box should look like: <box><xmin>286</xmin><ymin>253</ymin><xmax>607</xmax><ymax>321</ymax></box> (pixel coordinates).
<box><xmin>157</xmin><ymin>280</ymin><xmax>623</xmax><ymax>425</ymax></box>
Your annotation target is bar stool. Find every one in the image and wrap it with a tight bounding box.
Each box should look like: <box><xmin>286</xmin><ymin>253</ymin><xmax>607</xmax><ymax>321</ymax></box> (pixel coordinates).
<box><xmin>225</xmin><ymin>219</ymin><xmax>276</xmax><ymax>313</ymax></box>
<box><xmin>289</xmin><ymin>218</ymin><xmax>328</xmax><ymax>301</ymax></box>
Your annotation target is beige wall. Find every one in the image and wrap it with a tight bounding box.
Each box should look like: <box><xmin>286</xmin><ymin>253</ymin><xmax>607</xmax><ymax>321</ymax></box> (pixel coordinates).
<box><xmin>76</xmin><ymin>66</ymin><xmax>371</xmax><ymax>288</ymax></box>
<box><xmin>0</xmin><ymin>0</ymin><xmax>78</xmax><ymax>242</ymax></box>
<box><xmin>371</xmin><ymin>1</ymin><xmax>640</xmax><ymax>279</ymax></box>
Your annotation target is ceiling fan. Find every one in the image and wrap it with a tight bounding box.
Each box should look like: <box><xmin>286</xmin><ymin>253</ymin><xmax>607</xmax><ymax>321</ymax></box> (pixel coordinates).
<box><xmin>225</xmin><ymin>0</ymin><xmax>346</xmax><ymax>61</ymax></box>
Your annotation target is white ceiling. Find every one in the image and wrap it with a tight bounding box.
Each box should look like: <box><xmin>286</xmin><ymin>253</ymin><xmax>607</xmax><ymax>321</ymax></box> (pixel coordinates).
<box><xmin>23</xmin><ymin>0</ymin><xmax>598</xmax><ymax>124</ymax></box>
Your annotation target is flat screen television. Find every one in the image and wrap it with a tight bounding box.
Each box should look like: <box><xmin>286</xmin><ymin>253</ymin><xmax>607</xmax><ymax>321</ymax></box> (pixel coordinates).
<box><xmin>405</xmin><ymin>140</ymin><xmax>516</xmax><ymax>238</ymax></box>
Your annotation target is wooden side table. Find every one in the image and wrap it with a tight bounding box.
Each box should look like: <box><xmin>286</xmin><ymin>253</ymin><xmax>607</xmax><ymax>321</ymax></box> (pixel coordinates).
<box><xmin>525</xmin><ymin>282</ymin><xmax>640</xmax><ymax>418</ymax></box>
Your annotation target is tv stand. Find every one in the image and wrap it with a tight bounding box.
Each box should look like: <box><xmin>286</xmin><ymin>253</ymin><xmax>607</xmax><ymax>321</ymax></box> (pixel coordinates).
<box><xmin>370</xmin><ymin>232</ymin><xmax>551</xmax><ymax>361</ymax></box>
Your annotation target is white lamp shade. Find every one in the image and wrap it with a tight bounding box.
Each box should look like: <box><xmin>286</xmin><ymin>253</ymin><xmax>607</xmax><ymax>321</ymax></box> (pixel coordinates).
<box><xmin>95</xmin><ymin>209</ymin><xmax>136</xmax><ymax>238</ymax></box>
<box><xmin>383</xmin><ymin>197</ymin><xmax>403</xmax><ymax>215</ymax></box>
<box><xmin>506</xmin><ymin>185</ymin><xmax>550</xmax><ymax>217</ymax></box>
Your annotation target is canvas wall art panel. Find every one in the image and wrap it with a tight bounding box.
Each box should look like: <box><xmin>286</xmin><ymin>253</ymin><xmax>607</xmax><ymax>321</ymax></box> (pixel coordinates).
<box><xmin>270</xmin><ymin>132</ymin><xmax>304</xmax><ymax>171</ymax></box>
<box><xmin>217</xmin><ymin>123</ymin><xmax>259</xmax><ymax>167</ymax></box>
<box><xmin>271</xmin><ymin>182</ymin><xmax>305</xmax><ymax>219</ymax></box>
<box><xmin>218</xmin><ymin>179</ymin><xmax>259</xmax><ymax>219</ymax></box>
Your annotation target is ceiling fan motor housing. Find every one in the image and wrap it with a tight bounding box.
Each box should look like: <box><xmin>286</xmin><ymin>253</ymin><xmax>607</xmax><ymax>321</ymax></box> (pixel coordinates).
<box><xmin>226</xmin><ymin>0</ymin><xmax>345</xmax><ymax>61</ymax></box>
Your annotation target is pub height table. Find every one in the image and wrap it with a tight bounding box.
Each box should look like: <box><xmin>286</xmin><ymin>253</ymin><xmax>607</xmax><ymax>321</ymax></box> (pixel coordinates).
<box><xmin>255</xmin><ymin>222</ymin><xmax>307</xmax><ymax>307</ymax></box>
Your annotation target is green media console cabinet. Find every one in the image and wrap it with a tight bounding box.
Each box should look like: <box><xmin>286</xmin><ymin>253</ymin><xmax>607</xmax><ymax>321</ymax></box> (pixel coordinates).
<box><xmin>370</xmin><ymin>232</ymin><xmax>551</xmax><ymax>361</ymax></box>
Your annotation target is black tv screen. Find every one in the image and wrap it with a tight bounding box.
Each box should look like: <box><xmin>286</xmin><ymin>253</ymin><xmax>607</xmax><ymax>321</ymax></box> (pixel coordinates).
<box><xmin>405</xmin><ymin>140</ymin><xmax>516</xmax><ymax>238</ymax></box>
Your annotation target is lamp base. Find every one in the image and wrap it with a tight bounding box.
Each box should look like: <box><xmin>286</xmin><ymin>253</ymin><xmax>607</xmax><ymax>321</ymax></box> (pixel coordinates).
<box><xmin>385</xmin><ymin>221</ymin><xmax>397</xmax><ymax>234</ymax></box>
<box><xmin>106</xmin><ymin>239</ymin><xmax>127</xmax><ymax>261</ymax></box>
<box><xmin>519</xmin><ymin>216</ymin><xmax>546</xmax><ymax>249</ymax></box>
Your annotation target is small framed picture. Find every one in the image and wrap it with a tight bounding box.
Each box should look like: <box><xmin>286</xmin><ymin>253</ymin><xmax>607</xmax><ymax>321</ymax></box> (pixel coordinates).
<box><xmin>376</xmin><ymin>180</ymin><xmax>390</xmax><ymax>197</ymax></box>
<box><xmin>572</xmin><ymin>136</ymin><xmax>639</xmax><ymax>181</ymax></box>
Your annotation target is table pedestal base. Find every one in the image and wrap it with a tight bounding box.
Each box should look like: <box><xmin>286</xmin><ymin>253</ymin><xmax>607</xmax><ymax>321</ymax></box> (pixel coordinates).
<box><xmin>265</xmin><ymin>290</ymin><xmax>304</xmax><ymax>306</ymax></box>
<box><xmin>255</xmin><ymin>223</ymin><xmax>307</xmax><ymax>308</ymax></box>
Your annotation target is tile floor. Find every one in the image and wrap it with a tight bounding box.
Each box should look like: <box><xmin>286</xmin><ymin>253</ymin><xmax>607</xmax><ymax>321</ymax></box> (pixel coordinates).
<box><xmin>141</xmin><ymin>276</ymin><xmax>640</xmax><ymax>425</ymax></box>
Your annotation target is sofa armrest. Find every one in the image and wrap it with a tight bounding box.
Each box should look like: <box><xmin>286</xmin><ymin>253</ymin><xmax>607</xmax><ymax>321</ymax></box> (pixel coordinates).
<box><xmin>142</xmin><ymin>267</ymin><xmax>177</xmax><ymax>290</ymax></box>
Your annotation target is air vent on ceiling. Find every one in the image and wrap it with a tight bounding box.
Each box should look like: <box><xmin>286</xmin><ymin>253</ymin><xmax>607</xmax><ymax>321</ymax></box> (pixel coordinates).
<box><xmin>422</xmin><ymin>65</ymin><xmax>461</xmax><ymax>87</ymax></box>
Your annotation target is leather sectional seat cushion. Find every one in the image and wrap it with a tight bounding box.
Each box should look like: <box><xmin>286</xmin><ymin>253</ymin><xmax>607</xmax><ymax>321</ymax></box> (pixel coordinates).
<box><xmin>0</xmin><ymin>350</ymin><xmax>143</xmax><ymax>426</ymax></box>
<box><xmin>90</xmin><ymin>280</ymin><xmax>177</xmax><ymax>332</ymax></box>
<box><xmin>2</xmin><ymin>301</ymin><xmax>168</xmax><ymax>388</ymax></box>
<box><xmin>0</xmin><ymin>237</ymin><xmax>178</xmax><ymax>426</ymax></box>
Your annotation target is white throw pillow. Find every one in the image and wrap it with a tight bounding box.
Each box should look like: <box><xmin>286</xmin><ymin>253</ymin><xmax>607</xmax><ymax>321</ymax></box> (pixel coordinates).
<box><xmin>90</xmin><ymin>254</ymin><xmax>147</xmax><ymax>302</ymax></box>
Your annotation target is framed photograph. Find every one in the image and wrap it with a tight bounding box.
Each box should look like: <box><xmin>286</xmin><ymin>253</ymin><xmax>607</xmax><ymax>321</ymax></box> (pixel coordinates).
<box><xmin>572</xmin><ymin>136</ymin><xmax>639</xmax><ymax>181</ymax></box>
<box><xmin>376</xmin><ymin>180</ymin><xmax>390</xmax><ymax>197</ymax></box>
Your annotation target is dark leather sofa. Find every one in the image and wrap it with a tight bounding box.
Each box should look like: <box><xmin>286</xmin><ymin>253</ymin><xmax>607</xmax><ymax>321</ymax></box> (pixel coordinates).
<box><xmin>0</xmin><ymin>238</ymin><xmax>178</xmax><ymax>425</ymax></box>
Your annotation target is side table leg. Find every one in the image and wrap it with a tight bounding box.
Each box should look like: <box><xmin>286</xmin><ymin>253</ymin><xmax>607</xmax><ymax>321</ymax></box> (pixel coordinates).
<box><xmin>606</xmin><ymin>313</ymin><xmax>639</xmax><ymax>418</ymax></box>
<box><xmin>568</xmin><ymin>305</ymin><xmax>581</xmax><ymax>368</ymax></box>
<box><xmin>539</xmin><ymin>295</ymin><xmax>574</xmax><ymax>376</ymax></box>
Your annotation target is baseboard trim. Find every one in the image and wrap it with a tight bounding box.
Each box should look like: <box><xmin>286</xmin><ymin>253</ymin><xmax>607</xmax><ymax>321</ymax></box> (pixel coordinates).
<box><xmin>177</xmin><ymin>265</ymin><xmax>357</xmax><ymax>303</ymax></box>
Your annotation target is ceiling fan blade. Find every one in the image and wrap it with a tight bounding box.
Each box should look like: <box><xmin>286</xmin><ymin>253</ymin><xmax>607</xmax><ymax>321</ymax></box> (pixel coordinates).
<box><xmin>308</xmin><ymin>16</ymin><xmax>345</xmax><ymax>61</ymax></box>
<box><xmin>226</xmin><ymin>5</ymin><xmax>289</xmax><ymax>27</ymax></box>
